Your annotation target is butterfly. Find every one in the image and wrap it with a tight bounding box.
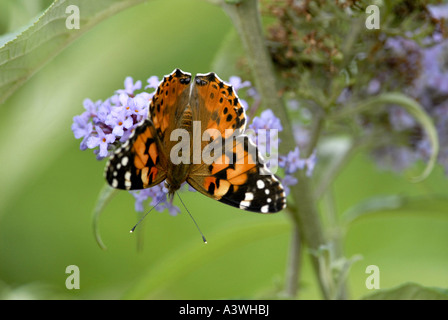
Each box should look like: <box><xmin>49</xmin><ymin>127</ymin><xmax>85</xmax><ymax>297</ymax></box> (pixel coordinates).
<box><xmin>105</xmin><ymin>69</ymin><xmax>286</xmax><ymax>213</ymax></box>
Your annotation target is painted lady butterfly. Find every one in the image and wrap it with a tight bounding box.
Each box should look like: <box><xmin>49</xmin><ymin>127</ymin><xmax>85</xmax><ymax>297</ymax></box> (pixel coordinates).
<box><xmin>105</xmin><ymin>69</ymin><xmax>286</xmax><ymax>213</ymax></box>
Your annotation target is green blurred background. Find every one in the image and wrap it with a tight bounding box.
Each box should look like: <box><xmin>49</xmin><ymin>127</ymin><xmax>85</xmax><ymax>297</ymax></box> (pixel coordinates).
<box><xmin>0</xmin><ymin>0</ymin><xmax>448</xmax><ymax>300</ymax></box>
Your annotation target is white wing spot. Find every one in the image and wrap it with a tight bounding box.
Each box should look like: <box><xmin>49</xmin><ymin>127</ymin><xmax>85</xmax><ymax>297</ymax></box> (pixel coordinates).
<box><xmin>112</xmin><ymin>179</ymin><xmax>118</xmax><ymax>188</ymax></box>
<box><xmin>244</xmin><ymin>192</ymin><xmax>254</xmax><ymax>201</ymax></box>
<box><xmin>257</xmin><ymin>180</ymin><xmax>265</xmax><ymax>189</ymax></box>
<box><xmin>265</xmin><ymin>189</ymin><xmax>270</xmax><ymax>195</ymax></box>
<box><xmin>121</xmin><ymin>156</ymin><xmax>129</xmax><ymax>166</ymax></box>
<box><xmin>240</xmin><ymin>201</ymin><xmax>251</xmax><ymax>209</ymax></box>
<box><xmin>261</xmin><ymin>205</ymin><xmax>269</xmax><ymax>213</ymax></box>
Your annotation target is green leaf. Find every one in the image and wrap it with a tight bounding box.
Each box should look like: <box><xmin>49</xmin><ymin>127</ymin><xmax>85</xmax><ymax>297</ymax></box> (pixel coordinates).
<box><xmin>362</xmin><ymin>282</ymin><xmax>448</xmax><ymax>300</ymax></box>
<box><xmin>311</xmin><ymin>244</ymin><xmax>362</xmax><ymax>300</ymax></box>
<box><xmin>0</xmin><ymin>0</ymin><xmax>145</xmax><ymax>104</ymax></box>
<box><xmin>92</xmin><ymin>183</ymin><xmax>118</xmax><ymax>250</ymax></box>
<box><xmin>341</xmin><ymin>194</ymin><xmax>448</xmax><ymax>225</ymax></box>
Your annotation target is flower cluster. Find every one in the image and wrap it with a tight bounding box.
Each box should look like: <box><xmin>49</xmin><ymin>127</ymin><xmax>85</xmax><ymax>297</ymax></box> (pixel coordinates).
<box><xmin>363</xmin><ymin>5</ymin><xmax>448</xmax><ymax>174</ymax></box>
<box><xmin>71</xmin><ymin>76</ymin><xmax>159</xmax><ymax>159</ymax></box>
<box><xmin>278</xmin><ymin>147</ymin><xmax>316</xmax><ymax>195</ymax></box>
<box><xmin>72</xmin><ymin>74</ymin><xmax>315</xmax><ymax>214</ymax></box>
<box><xmin>131</xmin><ymin>184</ymin><xmax>180</xmax><ymax>216</ymax></box>
<box><xmin>265</xmin><ymin>0</ymin><xmax>448</xmax><ymax>177</ymax></box>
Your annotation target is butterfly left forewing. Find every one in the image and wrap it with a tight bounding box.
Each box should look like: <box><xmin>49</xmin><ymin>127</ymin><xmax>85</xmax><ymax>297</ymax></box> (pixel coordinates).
<box><xmin>149</xmin><ymin>68</ymin><xmax>192</xmax><ymax>143</ymax></box>
<box><xmin>106</xmin><ymin>68</ymin><xmax>195</xmax><ymax>193</ymax></box>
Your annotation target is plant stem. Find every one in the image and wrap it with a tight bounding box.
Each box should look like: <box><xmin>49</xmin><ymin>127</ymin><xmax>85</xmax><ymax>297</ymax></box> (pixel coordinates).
<box><xmin>283</xmin><ymin>215</ymin><xmax>302</xmax><ymax>297</ymax></box>
<box><xmin>221</xmin><ymin>0</ymin><xmax>328</xmax><ymax>299</ymax></box>
<box><xmin>330</xmin><ymin>92</ymin><xmax>438</xmax><ymax>182</ymax></box>
<box><xmin>220</xmin><ymin>0</ymin><xmax>294</xmax><ymax>152</ymax></box>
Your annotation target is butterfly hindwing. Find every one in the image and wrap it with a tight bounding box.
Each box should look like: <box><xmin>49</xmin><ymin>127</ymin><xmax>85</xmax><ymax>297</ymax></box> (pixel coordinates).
<box><xmin>105</xmin><ymin>119</ymin><xmax>166</xmax><ymax>190</ymax></box>
<box><xmin>188</xmin><ymin>135</ymin><xmax>286</xmax><ymax>213</ymax></box>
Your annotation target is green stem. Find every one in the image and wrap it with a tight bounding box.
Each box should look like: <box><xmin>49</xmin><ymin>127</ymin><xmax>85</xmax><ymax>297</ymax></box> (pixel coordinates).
<box><xmin>331</xmin><ymin>92</ymin><xmax>439</xmax><ymax>182</ymax></box>
<box><xmin>220</xmin><ymin>0</ymin><xmax>294</xmax><ymax>152</ymax></box>
<box><xmin>283</xmin><ymin>216</ymin><xmax>302</xmax><ymax>298</ymax></box>
<box><xmin>221</xmin><ymin>0</ymin><xmax>328</xmax><ymax>299</ymax></box>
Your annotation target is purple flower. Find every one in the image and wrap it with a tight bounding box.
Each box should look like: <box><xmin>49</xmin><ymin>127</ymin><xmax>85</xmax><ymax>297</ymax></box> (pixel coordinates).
<box><xmin>116</xmin><ymin>77</ymin><xmax>142</xmax><ymax>96</ymax></box>
<box><xmin>131</xmin><ymin>184</ymin><xmax>181</xmax><ymax>216</ymax></box>
<box><xmin>250</xmin><ymin>109</ymin><xmax>283</xmax><ymax>132</ymax></box>
<box><xmin>428</xmin><ymin>3</ymin><xmax>448</xmax><ymax>20</ymax></box>
<box><xmin>277</xmin><ymin>146</ymin><xmax>317</xmax><ymax>193</ymax></box>
<box><xmin>71</xmin><ymin>114</ymin><xmax>93</xmax><ymax>150</ymax></box>
<box><xmin>105</xmin><ymin>107</ymin><xmax>134</xmax><ymax>137</ymax></box>
<box><xmin>161</xmin><ymin>199</ymin><xmax>181</xmax><ymax>216</ymax></box>
<box><xmin>281</xmin><ymin>175</ymin><xmax>298</xmax><ymax>196</ymax></box>
<box><xmin>247</xmin><ymin>109</ymin><xmax>283</xmax><ymax>164</ymax></box>
<box><xmin>228</xmin><ymin>76</ymin><xmax>252</xmax><ymax>91</ymax></box>
<box><xmin>145</xmin><ymin>76</ymin><xmax>160</xmax><ymax>90</ymax></box>
<box><xmin>94</xmin><ymin>100</ymin><xmax>112</xmax><ymax>125</ymax></box>
<box><xmin>129</xmin><ymin>94</ymin><xmax>150</xmax><ymax>117</ymax></box>
<box><xmin>388</xmin><ymin>105</ymin><xmax>416</xmax><ymax>132</ymax></box>
<box><xmin>86</xmin><ymin>126</ymin><xmax>116</xmax><ymax>159</ymax></box>
<box><xmin>279</xmin><ymin>147</ymin><xmax>305</xmax><ymax>174</ymax></box>
<box><xmin>304</xmin><ymin>150</ymin><xmax>317</xmax><ymax>177</ymax></box>
<box><xmin>131</xmin><ymin>185</ymin><xmax>168</xmax><ymax>213</ymax></box>
<box><xmin>132</xmin><ymin>189</ymin><xmax>153</xmax><ymax>213</ymax></box>
<box><xmin>82</xmin><ymin>98</ymin><xmax>101</xmax><ymax>115</ymax></box>
<box><xmin>73</xmin><ymin>82</ymin><xmax>151</xmax><ymax>159</ymax></box>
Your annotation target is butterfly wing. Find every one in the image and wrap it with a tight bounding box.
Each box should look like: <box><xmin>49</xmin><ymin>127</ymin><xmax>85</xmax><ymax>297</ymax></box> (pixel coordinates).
<box><xmin>149</xmin><ymin>68</ymin><xmax>192</xmax><ymax>145</ymax></box>
<box><xmin>189</xmin><ymin>72</ymin><xmax>246</xmax><ymax>139</ymax></box>
<box><xmin>187</xmin><ymin>134</ymin><xmax>286</xmax><ymax>213</ymax></box>
<box><xmin>187</xmin><ymin>73</ymin><xmax>286</xmax><ymax>213</ymax></box>
<box><xmin>105</xmin><ymin>69</ymin><xmax>192</xmax><ymax>191</ymax></box>
<box><xmin>105</xmin><ymin>119</ymin><xmax>166</xmax><ymax>190</ymax></box>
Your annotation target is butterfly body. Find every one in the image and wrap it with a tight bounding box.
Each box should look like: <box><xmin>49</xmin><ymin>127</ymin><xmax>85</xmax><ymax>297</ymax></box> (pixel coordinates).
<box><xmin>105</xmin><ymin>69</ymin><xmax>286</xmax><ymax>213</ymax></box>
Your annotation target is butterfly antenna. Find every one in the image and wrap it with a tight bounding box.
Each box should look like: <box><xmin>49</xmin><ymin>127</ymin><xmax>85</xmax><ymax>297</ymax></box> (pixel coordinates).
<box><xmin>177</xmin><ymin>192</ymin><xmax>207</xmax><ymax>244</ymax></box>
<box><xmin>130</xmin><ymin>198</ymin><xmax>164</xmax><ymax>233</ymax></box>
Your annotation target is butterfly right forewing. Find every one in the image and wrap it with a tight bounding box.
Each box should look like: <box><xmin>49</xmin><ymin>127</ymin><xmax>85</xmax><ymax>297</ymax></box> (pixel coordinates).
<box><xmin>186</xmin><ymin>72</ymin><xmax>286</xmax><ymax>213</ymax></box>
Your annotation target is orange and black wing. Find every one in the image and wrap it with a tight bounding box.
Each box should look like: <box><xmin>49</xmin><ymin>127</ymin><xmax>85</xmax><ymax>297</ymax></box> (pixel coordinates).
<box><xmin>149</xmin><ymin>68</ymin><xmax>192</xmax><ymax>144</ymax></box>
<box><xmin>187</xmin><ymin>72</ymin><xmax>285</xmax><ymax>213</ymax></box>
<box><xmin>190</xmin><ymin>72</ymin><xmax>246</xmax><ymax>139</ymax></box>
<box><xmin>105</xmin><ymin>120</ymin><xmax>166</xmax><ymax>190</ymax></box>
<box><xmin>105</xmin><ymin>69</ymin><xmax>192</xmax><ymax>190</ymax></box>
<box><xmin>187</xmin><ymin>135</ymin><xmax>286</xmax><ymax>213</ymax></box>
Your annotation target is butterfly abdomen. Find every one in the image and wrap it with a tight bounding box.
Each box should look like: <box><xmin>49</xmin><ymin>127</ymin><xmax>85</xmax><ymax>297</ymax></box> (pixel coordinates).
<box><xmin>179</xmin><ymin>105</ymin><xmax>193</xmax><ymax>131</ymax></box>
